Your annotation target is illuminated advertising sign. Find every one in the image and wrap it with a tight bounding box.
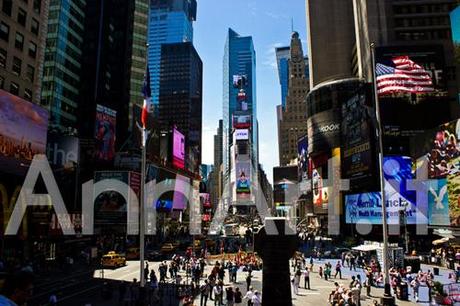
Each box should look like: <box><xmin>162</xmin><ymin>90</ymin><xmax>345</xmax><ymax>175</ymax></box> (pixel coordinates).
<box><xmin>233</xmin><ymin>114</ymin><xmax>251</xmax><ymax>129</ymax></box>
<box><xmin>297</xmin><ymin>135</ymin><xmax>308</xmax><ymax>182</ymax></box>
<box><xmin>232</xmin><ymin>75</ymin><xmax>247</xmax><ymax>88</ymax></box>
<box><xmin>156</xmin><ymin>200</ymin><xmax>173</xmax><ymax>212</ymax></box>
<box><xmin>46</xmin><ymin>134</ymin><xmax>79</xmax><ymax>167</ymax></box>
<box><xmin>0</xmin><ymin>89</ymin><xmax>48</xmax><ymax>175</ymax></box>
<box><xmin>94</xmin><ymin>104</ymin><xmax>116</xmax><ymax>161</ymax></box>
<box><xmin>200</xmin><ymin>193</ymin><xmax>211</xmax><ymax>208</ymax></box>
<box><xmin>345</xmin><ymin>156</ymin><xmax>428</xmax><ymax>225</ymax></box>
<box><xmin>173</xmin><ymin>174</ymin><xmax>190</xmax><ymax>210</ymax></box>
<box><xmin>427</xmin><ymin>179</ymin><xmax>450</xmax><ymax>226</ymax></box>
<box><xmin>172</xmin><ymin>127</ymin><xmax>185</xmax><ymax>169</ymax></box>
<box><xmin>235</xmin><ymin>129</ymin><xmax>249</xmax><ymax>140</ymax></box>
<box><xmin>236</xmin><ymin>161</ymin><xmax>251</xmax><ymax>200</ymax></box>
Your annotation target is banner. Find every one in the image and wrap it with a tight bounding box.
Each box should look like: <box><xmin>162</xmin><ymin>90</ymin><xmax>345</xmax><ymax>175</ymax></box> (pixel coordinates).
<box><xmin>94</xmin><ymin>104</ymin><xmax>116</xmax><ymax>161</ymax></box>
<box><xmin>427</xmin><ymin>179</ymin><xmax>450</xmax><ymax>226</ymax></box>
<box><xmin>236</xmin><ymin>161</ymin><xmax>251</xmax><ymax>200</ymax></box>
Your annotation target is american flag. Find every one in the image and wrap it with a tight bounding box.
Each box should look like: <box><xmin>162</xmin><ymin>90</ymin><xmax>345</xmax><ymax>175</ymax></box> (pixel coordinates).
<box><xmin>376</xmin><ymin>56</ymin><xmax>434</xmax><ymax>96</ymax></box>
<box><xmin>141</xmin><ymin>66</ymin><xmax>153</xmax><ymax>129</ymax></box>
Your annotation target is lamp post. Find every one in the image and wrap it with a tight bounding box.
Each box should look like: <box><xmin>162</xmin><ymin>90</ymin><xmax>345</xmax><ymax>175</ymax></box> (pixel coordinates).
<box><xmin>370</xmin><ymin>43</ymin><xmax>395</xmax><ymax>305</ymax></box>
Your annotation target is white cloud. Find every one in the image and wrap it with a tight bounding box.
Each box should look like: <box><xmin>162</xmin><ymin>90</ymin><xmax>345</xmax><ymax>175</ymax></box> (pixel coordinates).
<box><xmin>264</xmin><ymin>11</ymin><xmax>289</xmax><ymax>20</ymax></box>
<box><xmin>262</xmin><ymin>42</ymin><xmax>284</xmax><ymax>71</ymax></box>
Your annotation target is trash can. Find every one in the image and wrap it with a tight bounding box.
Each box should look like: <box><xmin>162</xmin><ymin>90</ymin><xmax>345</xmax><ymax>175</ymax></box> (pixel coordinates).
<box><xmin>396</xmin><ymin>282</ymin><xmax>409</xmax><ymax>300</ymax></box>
<box><xmin>433</xmin><ymin>267</ymin><xmax>440</xmax><ymax>276</ymax></box>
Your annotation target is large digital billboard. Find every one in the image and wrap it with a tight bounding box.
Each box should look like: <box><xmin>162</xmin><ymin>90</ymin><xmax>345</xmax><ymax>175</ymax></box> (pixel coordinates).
<box><xmin>236</xmin><ymin>161</ymin><xmax>251</xmax><ymax>200</ymax></box>
<box><xmin>297</xmin><ymin>135</ymin><xmax>308</xmax><ymax>181</ymax></box>
<box><xmin>46</xmin><ymin>134</ymin><xmax>79</xmax><ymax>167</ymax></box>
<box><xmin>0</xmin><ymin>90</ymin><xmax>48</xmax><ymax>175</ymax></box>
<box><xmin>232</xmin><ymin>114</ymin><xmax>251</xmax><ymax>129</ymax></box>
<box><xmin>172</xmin><ymin>127</ymin><xmax>185</xmax><ymax>169</ymax></box>
<box><xmin>341</xmin><ymin>84</ymin><xmax>374</xmax><ymax>181</ymax></box>
<box><xmin>200</xmin><ymin>193</ymin><xmax>211</xmax><ymax>208</ymax></box>
<box><xmin>235</xmin><ymin>129</ymin><xmax>249</xmax><ymax>140</ymax></box>
<box><xmin>94</xmin><ymin>104</ymin><xmax>116</xmax><ymax>161</ymax></box>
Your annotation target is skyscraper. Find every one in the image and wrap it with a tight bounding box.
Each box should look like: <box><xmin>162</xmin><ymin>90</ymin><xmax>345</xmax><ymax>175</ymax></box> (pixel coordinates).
<box><xmin>222</xmin><ymin>28</ymin><xmax>258</xmax><ymax>186</ymax></box>
<box><xmin>278</xmin><ymin>32</ymin><xmax>309</xmax><ymax>166</ymax></box>
<box><xmin>275</xmin><ymin>46</ymin><xmax>290</xmax><ymax>109</ymax></box>
<box><xmin>159</xmin><ymin>42</ymin><xmax>202</xmax><ymax>174</ymax></box>
<box><xmin>148</xmin><ymin>0</ymin><xmax>197</xmax><ymax>115</ymax></box>
<box><xmin>41</xmin><ymin>0</ymin><xmax>86</xmax><ymax>132</ymax></box>
<box><xmin>0</xmin><ymin>0</ymin><xmax>49</xmax><ymax>103</ymax></box>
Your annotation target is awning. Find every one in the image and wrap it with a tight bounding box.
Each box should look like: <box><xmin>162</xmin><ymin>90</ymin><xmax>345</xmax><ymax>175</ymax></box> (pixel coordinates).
<box><xmin>352</xmin><ymin>245</ymin><xmax>379</xmax><ymax>252</ymax></box>
<box><xmin>433</xmin><ymin>237</ymin><xmax>450</xmax><ymax>245</ymax></box>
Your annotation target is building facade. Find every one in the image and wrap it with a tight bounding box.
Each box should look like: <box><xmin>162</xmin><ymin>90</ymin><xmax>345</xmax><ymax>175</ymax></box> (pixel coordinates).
<box><xmin>159</xmin><ymin>42</ymin><xmax>202</xmax><ymax>174</ymax></box>
<box><xmin>0</xmin><ymin>0</ymin><xmax>49</xmax><ymax>103</ymax></box>
<box><xmin>148</xmin><ymin>0</ymin><xmax>196</xmax><ymax>115</ymax></box>
<box><xmin>41</xmin><ymin>0</ymin><xmax>85</xmax><ymax>132</ymax></box>
<box><xmin>278</xmin><ymin>32</ymin><xmax>309</xmax><ymax>166</ymax></box>
<box><xmin>275</xmin><ymin>46</ymin><xmax>290</xmax><ymax>109</ymax></box>
<box><xmin>222</xmin><ymin>28</ymin><xmax>258</xmax><ymax>189</ymax></box>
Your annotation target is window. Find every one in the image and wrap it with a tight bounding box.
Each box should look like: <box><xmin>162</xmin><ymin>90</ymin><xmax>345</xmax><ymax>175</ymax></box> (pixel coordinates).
<box><xmin>0</xmin><ymin>22</ymin><xmax>9</xmax><ymax>41</ymax></box>
<box><xmin>33</xmin><ymin>0</ymin><xmax>41</xmax><ymax>14</ymax></box>
<box><xmin>26</xmin><ymin>65</ymin><xmax>34</xmax><ymax>81</ymax></box>
<box><xmin>12</xmin><ymin>57</ymin><xmax>21</xmax><ymax>76</ymax></box>
<box><xmin>0</xmin><ymin>48</ymin><xmax>6</xmax><ymax>68</ymax></box>
<box><xmin>15</xmin><ymin>32</ymin><xmax>24</xmax><ymax>50</ymax></box>
<box><xmin>31</xmin><ymin>18</ymin><xmax>39</xmax><ymax>35</ymax></box>
<box><xmin>24</xmin><ymin>88</ymin><xmax>32</xmax><ymax>101</ymax></box>
<box><xmin>28</xmin><ymin>41</ymin><xmax>36</xmax><ymax>58</ymax></box>
<box><xmin>2</xmin><ymin>0</ymin><xmax>12</xmax><ymax>16</ymax></box>
<box><xmin>18</xmin><ymin>8</ymin><xmax>27</xmax><ymax>26</ymax></box>
<box><xmin>10</xmin><ymin>82</ymin><xmax>19</xmax><ymax>95</ymax></box>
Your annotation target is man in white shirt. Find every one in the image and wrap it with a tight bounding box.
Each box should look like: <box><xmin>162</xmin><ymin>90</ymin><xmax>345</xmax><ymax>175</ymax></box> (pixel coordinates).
<box><xmin>243</xmin><ymin>286</ymin><xmax>254</xmax><ymax>306</ymax></box>
<box><xmin>250</xmin><ymin>291</ymin><xmax>262</xmax><ymax>306</ymax></box>
<box><xmin>304</xmin><ymin>268</ymin><xmax>310</xmax><ymax>290</ymax></box>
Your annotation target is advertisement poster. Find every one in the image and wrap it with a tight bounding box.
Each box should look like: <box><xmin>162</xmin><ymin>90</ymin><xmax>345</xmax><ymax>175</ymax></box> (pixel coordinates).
<box><xmin>232</xmin><ymin>114</ymin><xmax>251</xmax><ymax>129</ymax></box>
<box><xmin>200</xmin><ymin>193</ymin><xmax>211</xmax><ymax>208</ymax></box>
<box><xmin>172</xmin><ymin>127</ymin><xmax>185</xmax><ymax>169</ymax></box>
<box><xmin>341</xmin><ymin>85</ymin><xmax>374</xmax><ymax>180</ymax></box>
<box><xmin>235</xmin><ymin>129</ymin><xmax>249</xmax><ymax>140</ymax></box>
<box><xmin>297</xmin><ymin>135</ymin><xmax>308</xmax><ymax>182</ymax></box>
<box><xmin>236</xmin><ymin>162</ymin><xmax>251</xmax><ymax>200</ymax></box>
<box><xmin>94</xmin><ymin>104</ymin><xmax>116</xmax><ymax>161</ymax></box>
<box><xmin>233</xmin><ymin>75</ymin><xmax>247</xmax><ymax>88</ymax></box>
<box><xmin>427</xmin><ymin>179</ymin><xmax>450</xmax><ymax>226</ymax></box>
<box><xmin>0</xmin><ymin>89</ymin><xmax>48</xmax><ymax>175</ymax></box>
<box><xmin>307</xmin><ymin>109</ymin><xmax>341</xmax><ymax>154</ymax></box>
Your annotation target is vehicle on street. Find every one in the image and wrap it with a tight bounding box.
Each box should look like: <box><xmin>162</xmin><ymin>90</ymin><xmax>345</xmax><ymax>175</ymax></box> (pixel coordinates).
<box><xmin>101</xmin><ymin>251</ymin><xmax>126</xmax><ymax>268</ymax></box>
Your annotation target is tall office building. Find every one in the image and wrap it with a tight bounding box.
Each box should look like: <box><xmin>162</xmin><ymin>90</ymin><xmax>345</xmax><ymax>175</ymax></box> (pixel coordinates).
<box><xmin>148</xmin><ymin>0</ymin><xmax>197</xmax><ymax>115</ymax></box>
<box><xmin>159</xmin><ymin>42</ymin><xmax>202</xmax><ymax>174</ymax></box>
<box><xmin>306</xmin><ymin>0</ymin><xmax>356</xmax><ymax>88</ymax></box>
<box><xmin>0</xmin><ymin>0</ymin><xmax>49</xmax><ymax>103</ymax></box>
<box><xmin>214</xmin><ymin>119</ymin><xmax>223</xmax><ymax>169</ymax></box>
<box><xmin>41</xmin><ymin>0</ymin><xmax>85</xmax><ymax>132</ymax></box>
<box><xmin>222</xmin><ymin>28</ymin><xmax>258</xmax><ymax>186</ymax></box>
<box><xmin>278</xmin><ymin>32</ymin><xmax>309</xmax><ymax>166</ymax></box>
<box><xmin>275</xmin><ymin>46</ymin><xmax>290</xmax><ymax>109</ymax></box>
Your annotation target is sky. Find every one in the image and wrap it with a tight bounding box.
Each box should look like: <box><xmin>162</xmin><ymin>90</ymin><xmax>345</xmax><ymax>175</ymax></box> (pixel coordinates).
<box><xmin>194</xmin><ymin>0</ymin><xmax>308</xmax><ymax>184</ymax></box>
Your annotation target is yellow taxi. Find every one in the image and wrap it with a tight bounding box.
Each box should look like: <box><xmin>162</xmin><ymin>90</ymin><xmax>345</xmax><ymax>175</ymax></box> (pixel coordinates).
<box><xmin>101</xmin><ymin>251</ymin><xmax>126</xmax><ymax>268</ymax></box>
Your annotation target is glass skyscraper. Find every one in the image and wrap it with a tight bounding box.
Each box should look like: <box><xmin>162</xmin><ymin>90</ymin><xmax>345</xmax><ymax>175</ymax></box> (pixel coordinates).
<box><xmin>275</xmin><ymin>46</ymin><xmax>290</xmax><ymax>109</ymax></box>
<box><xmin>41</xmin><ymin>0</ymin><xmax>86</xmax><ymax>132</ymax></box>
<box><xmin>148</xmin><ymin>0</ymin><xmax>197</xmax><ymax>114</ymax></box>
<box><xmin>222</xmin><ymin>28</ymin><xmax>257</xmax><ymax>185</ymax></box>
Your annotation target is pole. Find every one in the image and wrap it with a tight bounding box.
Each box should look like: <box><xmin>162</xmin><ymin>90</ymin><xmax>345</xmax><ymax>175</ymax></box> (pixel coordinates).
<box><xmin>370</xmin><ymin>43</ymin><xmax>394</xmax><ymax>305</ymax></box>
<box><xmin>140</xmin><ymin>128</ymin><xmax>147</xmax><ymax>287</ymax></box>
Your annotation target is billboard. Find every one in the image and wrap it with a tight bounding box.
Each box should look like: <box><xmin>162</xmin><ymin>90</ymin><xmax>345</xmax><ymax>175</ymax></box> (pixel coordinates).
<box><xmin>341</xmin><ymin>84</ymin><xmax>374</xmax><ymax>181</ymax></box>
<box><xmin>345</xmin><ymin>156</ymin><xmax>428</xmax><ymax>225</ymax></box>
<box><xmin>200</xmin><ymin>193</ymin><xmax>211</xmax><ymax>208</ymax></box>
<box><xmin>297</xmin><ymin>135</ymin><xmax>308</xmax><ymax>181</ymax></box>
<box><xmin>172</xmin><ymin>127</ymin><xmax>185</xmax><ymax>169</ymax></box>
<box><xmin>233</xmin><ymin>75</ymin><xmax>247</xmax><ymax>88</ymax></box>
<box><xmin>0</xmin><ymin>89</ymin><xmax>48</xmax><ymax>175</ymax></box>
<box><xmin>236</xmin><ymin>161</ymin><xmax>251</xmax><ymax>200</ymax></box>
<box><xmin>93</xmin><ymin>171</ymin><xmax>140</xmax><ymax>224</ymax></box>
<box><xmin>232</xmin><ymin>114</ymin><xmax>251</xmax><ymax>129</ymax></box>
<box><xmin>172</xmin><ymin>174</ymin><xmax>190</xmax><ymax>210</ymax></box>
<box><xmin>46</xmin><ymin>134</ymin><xmax>79</xmax><ymax>167</ymax></box>
<box><xmin>156</xmin><ymin>200</ymin><xmax>173</xmax><ymax>212</ymax></box>
<box><xmin>427</xmin><ymin>179</ymin><xmax>450</xmax><ymax>226</ymax></box>
<box><xmin>235</xmin><ymin>129</ymin><xmax>249</xmax><ymax>140</ymax></box>
<box><xmin>94</xmin><ymin>104</ymin><xmax>116</xmax><ymax>161</ymax></box>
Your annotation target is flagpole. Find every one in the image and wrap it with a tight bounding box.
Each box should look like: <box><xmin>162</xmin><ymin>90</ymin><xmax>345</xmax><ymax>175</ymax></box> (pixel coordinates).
<box><xmin>370</xmin><ymin>43</ymin><xmax>394</xmax><ymax>305</ymax></box>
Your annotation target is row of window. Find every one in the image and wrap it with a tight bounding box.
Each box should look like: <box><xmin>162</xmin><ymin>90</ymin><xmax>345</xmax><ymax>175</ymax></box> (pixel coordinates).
<box><xmin>2</xmin><ymin>0</ymin><xmax>41</xmax><ymax>17</ymax></box>
<box><xmin>394</xmin><ymin>16</ymin><xmax>451</xmax><ymax>28</ymax></box>
<box><xmin>396</xmin><ymin>29</ymin><xmax>451</xmax><ymax>41</ymax></box>
<box><xmin>0</xmin><ymin>23</ymin><xmax>37</xmax><ymax>58</ymax></box>
<box><xmin>0</xmin><ymin>76</ymin><xmax>33</xmax><ymax>100</ymax></box>
<box><xmin>0</xmin><ymin>48</ymin><xmax>35</xmax><ymax>82</ymax></box>
<box><xmin>393</xmin><ymin>3</ymin><xmax>455</xmax><ymax>15</ymax></box>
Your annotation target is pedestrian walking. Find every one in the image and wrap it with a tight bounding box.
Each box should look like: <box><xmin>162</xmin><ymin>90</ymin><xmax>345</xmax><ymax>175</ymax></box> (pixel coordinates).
<box><xmin>292</xmin><ymin>269</ymin><xmax>301</xmax><ymax>295</ymax></box>
<box><xmin>200</xmin><ymin>280</ymin><xmax>211</xmax><ymax>306</ymax></box>
<box><xmin>243</xmin><ymin>287</ymin><xmax>254</xmax><ymax>306</ymax></box>
<box><xmin>364</xmin><ymin>275</ymin><xmax>371</xmax><ymax>297</ymax></box>
<box><xmin>213</xmin><ymin>283</ymin><xmax>223</xmax><ymax>306</ymax></box>
<box><xmin>225</xmin><ymin>287</ymin><xmax>235</xmax><ymax>306</ymax></box>
<box><xmin>335</xmin><ymin>262</ymin><xmax>342</xmax><ymax>279</ymax></box>
<box><xmin>251</xmin><ymin>291</ymin><xmax>262</xmax><ymax>306</ymax></box>
<box><xmin>234</xmin><ymin>288</ymin><xmax>243</xmax><ymax>306</ymax></box>
<box><xmin>246</xmin><ymin>273</ymin><xmax>252</xmax><ymax>291</ymax></box>
<box><xmin>303</xmin><ymin>267</ymin><xmax>310</xmax><ymax>290</ymax></box>
<box><xmin>319</xmin><ymin>266</ymin><xmax>323</xmax><ymax>279</ymax></box>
